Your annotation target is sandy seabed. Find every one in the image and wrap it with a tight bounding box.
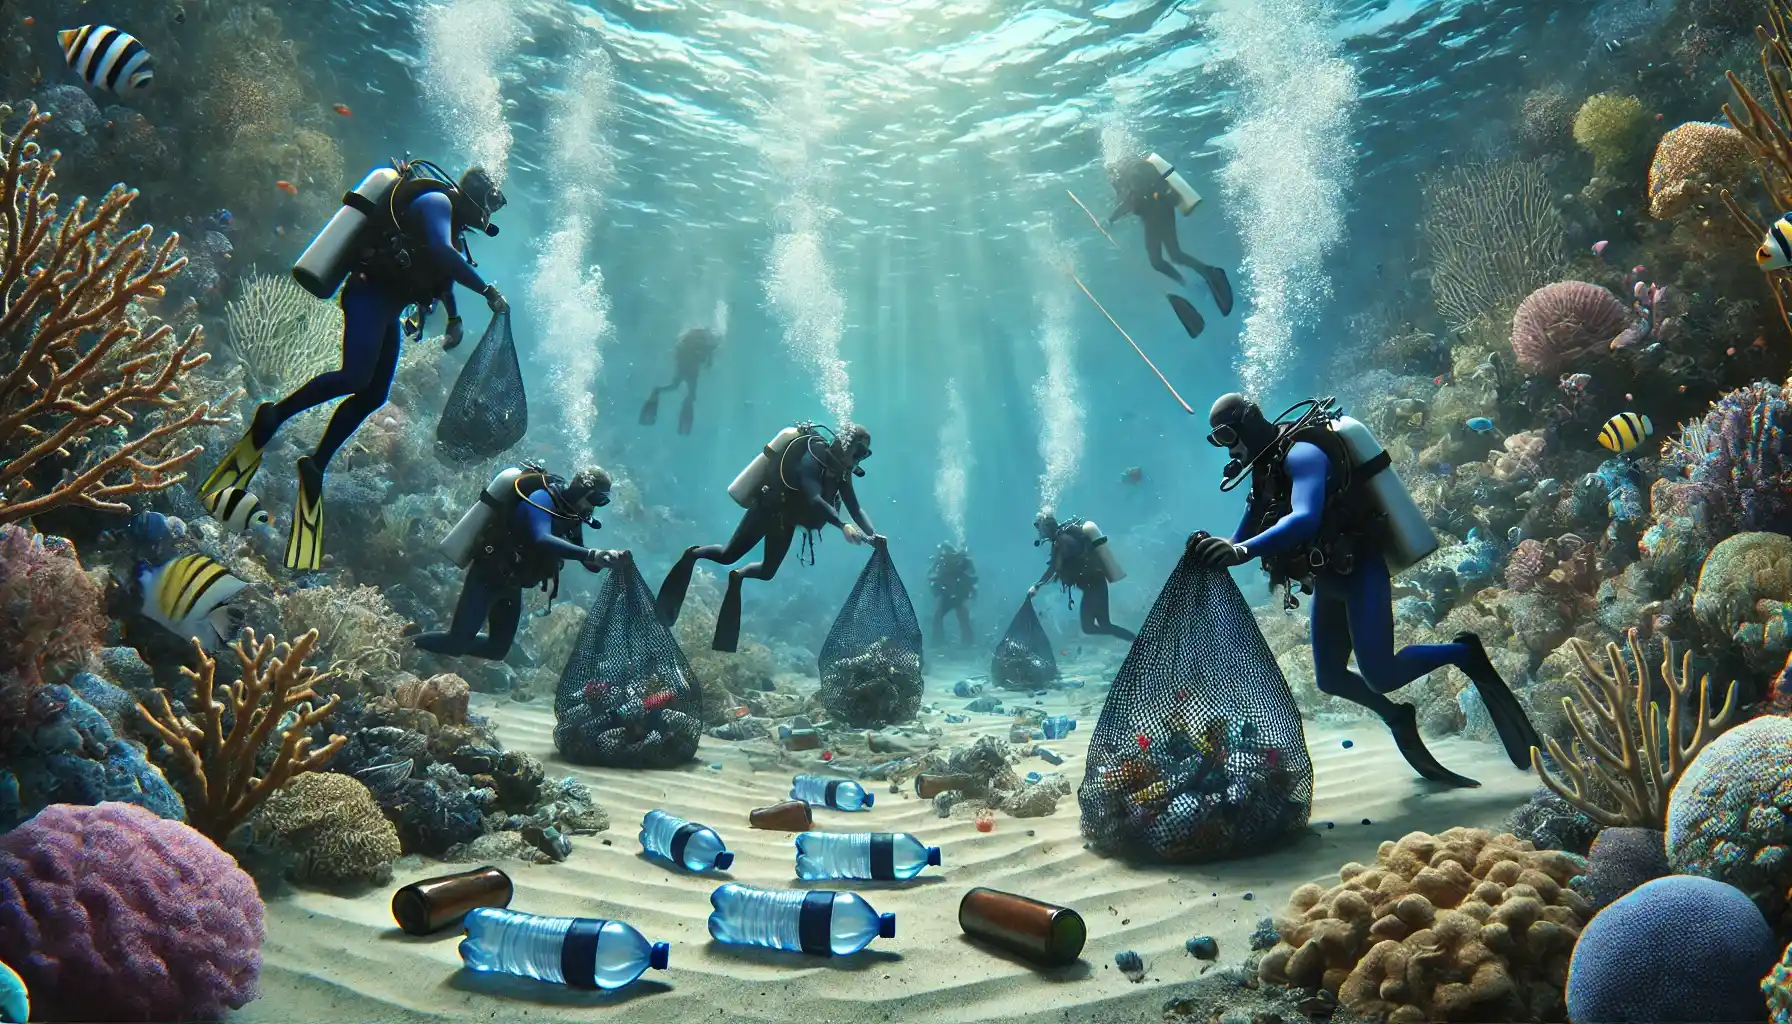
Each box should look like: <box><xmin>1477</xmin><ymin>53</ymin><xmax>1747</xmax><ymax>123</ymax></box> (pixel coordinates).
<box><xmin>238</xmin><ymin>663</ymin><xmax>1536</xmax><ymax>1024</ymax></box>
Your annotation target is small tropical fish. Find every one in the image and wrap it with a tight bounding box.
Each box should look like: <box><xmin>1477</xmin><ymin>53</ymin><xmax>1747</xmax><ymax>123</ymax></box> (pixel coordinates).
<box><xmin>274</xmin><ymin>180</ymin><xmax>298</xmax><ymax>196</ymax></box>
<box><xmin>1591</xmin><ymin>240</ymin><xmax>1609</xmax><ymax>256</ymax></box>
<box><xmin>59</xmin><ymin>25</ymin><xmax>153</xmax><ymax>93</ymax></box>
<box><xmin>1597</xmin><ymin>411</ymin><xmax>1653</xmax><ymax>453</ymax></box>
<box><xmin>125</xmin><ymin>510</ymin><xmax>174</xmax><ymax>554</ymax></box>
<box><xmin>137</xmin><ymin>554</ymin><xmax>249</xmax><ymax>651</ymax></box>
<box><xmin>332</xmin><ymin>103</ymin><xmax>353</xmax><ymax>116</ymax></box>
<box><xmin>22</xmin><ymin>15</ymin><xmax>34</xmax><ymax>25</ymax></box>
<box><xmin>210</xmin><ymin>208</ymin><xmax>233</xmax><ymax>229</ymax></box>
<box><xmin>1465</xmin><ymin>417</ymin><xmax>1495</xmax><ymax>434</ymax></box>
<box><xmin>1560</xmin><ymin>372</ymin><xmax>1593</xmax><ymax>392</ymax></box>
<box><xmin>1434</xmin><ymin>375</ymin><xmax>1449</xmax><ymax>386</ymax></box>
<box><xmin>1120</xmin><ymin>466</ymin><xmax>1143</xmax><ymax>484</ymax></box>
<box><xmin>203</xmin><ymin>487</ymin><xmax>270</xmax><ymax>534</ymax></box>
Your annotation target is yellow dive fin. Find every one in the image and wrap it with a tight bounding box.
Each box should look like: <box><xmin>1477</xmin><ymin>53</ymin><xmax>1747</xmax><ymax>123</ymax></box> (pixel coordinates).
<box><xmin>200</xmin><ymin>403</ymin><xmax>275</xmax><ymax>498</ymax></box>
<box><xmin>284</xmin><ymin>456</ymin><xmax>325</xmax><ymax>571</ymax></box>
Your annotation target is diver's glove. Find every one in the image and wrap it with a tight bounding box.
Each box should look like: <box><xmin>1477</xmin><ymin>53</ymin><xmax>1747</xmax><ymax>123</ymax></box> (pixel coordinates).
<box><xmin>582</xmin><ymin>548</ymin><xmax>624</xmax><ymax>572</ymax></box>
<box><xmin>483</xmin><ymin>283</ymin><xmax>509</xmax><ymax>314</ymax></box>
<box><xmin>442</xmin><ymin>316</ymin><xmax>464</xmax><ymax>351</ymax></box>
<box><xmin>841</xmin><ymin>523</ymin><xmax>868</xmax><ymax>546</ymax></box>
<box><xmin>1192</xmin><ymin>535</ymin><xmax>1250</xmax><ymax>568</ymax></box>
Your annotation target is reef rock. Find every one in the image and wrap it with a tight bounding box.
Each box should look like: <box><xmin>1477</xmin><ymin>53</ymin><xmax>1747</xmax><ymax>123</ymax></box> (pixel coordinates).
<box><xmin>0</xmin><ymin>685</ymin><xmax>183</xmax><ymax>831</ymax></box>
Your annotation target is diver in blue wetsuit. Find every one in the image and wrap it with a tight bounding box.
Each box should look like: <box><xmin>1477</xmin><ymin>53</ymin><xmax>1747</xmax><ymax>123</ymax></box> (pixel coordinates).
<box><xmin>417</xmin><ymin>466</ymin><xmax>621</xmax><ymax>660</ymax></box>
<box><xmin>202</xmin><ymin>163</ymin><xmax>509</xmax><ymax>570</ymax></box>
<box><xmin>1190</xmin><ymin>393</ymin><xmax>1541</xmax><ymax>789</ymax></box>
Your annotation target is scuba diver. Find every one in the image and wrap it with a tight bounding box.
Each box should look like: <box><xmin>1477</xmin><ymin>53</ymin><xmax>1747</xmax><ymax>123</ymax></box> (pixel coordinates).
<box><xmin>1108</xmin><ymin>154</ymin><xmax>1233</xmax><ymax>317</ymax></box>
<box><xmin>201</xmin><ymin>160</ymin><xmax>510</xmax><ymax>571</ymax></box>
<box><xmin>928</xmin><ymin>543</ymin><xmax>978</xmax><ymax>648</ymax></box>
<box><xmin>657</xmin><ymin>423</ymin><xmax>881</xmax><ymax>653</ymax></box>
<box><xmin>420</xmin><ymin>464</ymin><xmax>621</xmax><ymax>660</ymax></box>
<box><xmin>1190</xmin><ymin>393</ymin><xmax>1542</xmax><ymax>789</ymax></box>
<box><xmin>1028</xmin><ymin>512</ymin><xmax>1134</xmax><ymax>642</ymax></box>
<box><xmin>640</xmin><ymin>327</ymin><xmax>720</xmax><ymax>435</ymax></box>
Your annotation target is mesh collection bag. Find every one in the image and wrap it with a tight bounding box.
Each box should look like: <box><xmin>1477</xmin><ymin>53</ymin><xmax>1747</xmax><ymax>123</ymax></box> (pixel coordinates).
<box><xmin>991</xmin><ymin>596</ymin><xmax>1058</xmax><ymax>691</ymax></box>
<box><xmin>1077</xmin><ymin>547</ymin><xmax>1312</xmax><ymax>862</ymax></box>
<box><xmin>817</xmin><ymin>541</ymin><xmax>925</xmax><ymax>728</ymax></box>
<box><xmin>554</xmin><ymin>553</ymin><xmax>702</xmax><ymax>769</ymax></box>
<box><xmin>436</xmin><ymin>308</ymin><xmax>528</xmax><ymax>463</ymax></box>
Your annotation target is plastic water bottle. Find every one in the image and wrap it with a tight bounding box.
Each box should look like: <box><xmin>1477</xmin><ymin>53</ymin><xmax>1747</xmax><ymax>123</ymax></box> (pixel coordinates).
<box><xmin>795</xmin><ymin>832</ymin><xmax>941</xmax><ymax>881</ymax></box>
<box><xmin>707</xmin><ymin>883</ymin><xmax>895</xmax><ymax>956</ymax></box>
<box><xmin>791</xmin><ymin>773</ymin><xmax>875</xmax><ymax>811</ymax></box>
<box><xmin>1043</xmin><ymin>715</ymin><xmax>1077</xmax><ymax>740</ymax></box>
<box><xmin>458</xmin><ymin>907</ymin><xmax>669</xmax><ymax>990</ymax></box>
<box><xmin>639</xmin><ymin>810</ymin><xmax>734</xmax><ymax>873</ymax></box>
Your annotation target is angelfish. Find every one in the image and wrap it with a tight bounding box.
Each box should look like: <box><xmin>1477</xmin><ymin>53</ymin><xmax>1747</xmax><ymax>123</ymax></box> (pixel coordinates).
<box><xmin>137</xmin><ymin>554</ymin><xmax>249</xmax><ymax>651</ymax></box>
<box><xmin>59</xmin><ymin>25</ymin><xmax>153</xmax><ymax>93</ymax></box>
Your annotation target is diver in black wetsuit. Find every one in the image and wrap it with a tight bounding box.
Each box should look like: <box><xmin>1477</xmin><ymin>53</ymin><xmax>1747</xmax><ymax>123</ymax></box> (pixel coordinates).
<box><xmin>928</xmin><ymin>543</ymin><xmax>977</xmax><ymax>648</ymax></box>
<box><xmin>1028</xmin><ymin>512</ymin><xmax>1135</xmax><ymax>642</ymax></box>
<box><xmin>1109</xmin><ymin>156</ymin><xmax>1233</xmax><ymax>316</ymax></box>
<box><xmin>656</xmin><ymin>424</ymin><xmax>882</xmax><ymax>653</ymax></box>
<box><xmin>640</xmin><ymin>327</ymin><xmax>720</xmax><ymax>435</ymax></box>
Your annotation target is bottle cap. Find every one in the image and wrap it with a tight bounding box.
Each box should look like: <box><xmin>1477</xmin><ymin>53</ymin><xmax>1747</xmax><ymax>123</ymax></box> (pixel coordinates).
<box><xmin>927</xmin><ymin>846</ymin><xmax>942</xmax><ymax>866</ymax></box>
<box><xmin>878</xmin><ymin>912</ymin><xmax>897</xmax><ymax>939</ymax></box>
<box><xmin>650</xmin><ymin>941</ymin><xmax>670</xmax><ymax>971</ymax></box>
<box><xmin>714</xmin><ymin>850</ymin><xmax>735</xmax><ymax>871</ymax></box>
<box><xmin>862</xmin><ymin>792</ymin><xmax>875</xmax><ymax>808</ymax></box>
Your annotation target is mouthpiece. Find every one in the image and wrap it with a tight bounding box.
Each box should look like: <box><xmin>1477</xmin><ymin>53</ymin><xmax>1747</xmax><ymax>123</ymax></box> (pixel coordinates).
<box><xmin>484</xmin><ymin>223</ymin><xmax>500</xmax><ymax>237</ymax></box>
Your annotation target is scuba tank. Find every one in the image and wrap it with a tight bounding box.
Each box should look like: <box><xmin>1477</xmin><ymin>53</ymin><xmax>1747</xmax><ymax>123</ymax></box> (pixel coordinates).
<box><xmin>727</xmin><ymin>426</ymin><xmax>809</xmax><ymax>508</ymax></box>
<box><xmin>292</xmin><ymin>166</ymin><xmax>403</xmax><ymax>299</ymax></box>
<box><xmin>1144</xmin><ymin>154</ymin><xmax>1201</xmax><ymax>216</ymax></box>
<box><xmin>1079</xmin><ymin>520</ymin><xmax>1126</xmax><ymax>583</ymax></box>
<box><xmin>441</xmin><ymin>467</ymin><xmax>527</xmax><ymax>568</ymax></box>
<box><xmin>1329</xmin><ymin>416</ymin><xmax>1439</xmax><ymax>573</ymax></box>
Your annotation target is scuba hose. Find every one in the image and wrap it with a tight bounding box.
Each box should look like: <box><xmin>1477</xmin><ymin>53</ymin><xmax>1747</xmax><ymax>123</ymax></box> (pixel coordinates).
<box><xmin>1218</xmin><ymin>396</ymin><xmax>1341</xmax><ymax>493</ymax></box>
<box><xmin>512</xmin><ymin>461</ymin><xmax>602</xmax><ymax>530</ymax></box>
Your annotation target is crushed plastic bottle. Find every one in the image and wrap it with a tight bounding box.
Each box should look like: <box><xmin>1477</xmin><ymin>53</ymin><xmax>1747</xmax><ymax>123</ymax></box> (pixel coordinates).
<box><xmin>791</xmin><ymin>773</ymin><xmax>875</xmax><ymax>811</ymax></box>
<box><xmin>1042</xmin><ymin>715</ymin><xmax>1077</xmax><ymax>740</ymax></box>
<box><xmin>458</xmin><ymin>907</ymin><xmax>669</xmax><ymax>989</ymax></box>
<box><xmin>794</xmin><ymin>832</ymin><xmax>941</xmax><ymax>881</ymax></box>
<box><xmin>639</xmin><ymin>810</ymin><xmax>734</xmax><ymax>872</ymax></box>
<box><xmin>707</xmin><ymin>883</ymin><xmax>895</xmax><ymax>956</ymax></box>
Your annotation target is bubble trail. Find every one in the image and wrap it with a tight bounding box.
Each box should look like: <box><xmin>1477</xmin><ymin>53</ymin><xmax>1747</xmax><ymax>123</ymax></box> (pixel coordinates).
<box><xmin>1032</xmin><ymin>262</ymin><xmax>1085</xmax><ymax>517</ymax></box>
<box><xmin>935</xmin><ymin>379</ymin><xmax>971</xmax><ymax>547</ymax></box>
<box><xmin>419</xmin><ymin>0</ymin><xmax>520</xmax><ymax>183</ymax></box>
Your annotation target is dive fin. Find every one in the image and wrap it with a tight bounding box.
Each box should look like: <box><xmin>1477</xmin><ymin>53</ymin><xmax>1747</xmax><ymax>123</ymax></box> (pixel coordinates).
<box><xmin>1455</xmin><ymin>632</ymin><xmax>1542</xmax><ymax>769</ymax></box>
<box><xmin>712</xmin><ymin>572</ymin><xmax>743</xmax><ymax>653</ymax></box>
<box><xmin>284</xmin><ymin>456</ymin><xmax>325</xmax><ymax>571</ymax></box>
<box><xmin>1384</xmin><ymin>702</ymin><xmax>1480</xmax><ymax>788</ymax></box>
<box><xmin>200</xmin><ymin>402</ymin><xmax>277</xmax><ymax>498</ymax></box>
<box><xmin>639</xmin><ymin>391</ymin><xmax>660</xmax><ymax>426</ymax></box>
<box><xmin>1200</xmin><ymin>265</ymin><xmax>1234</xmax><ymax>317</ymax></box>
<box><xmin>677</xmin><ymin>395</ymin><xmax>695</xmax><ymax>435</ymax></box>
<box><xmin>1167</xmin><ymin>294</ymin><xmax>1205</xmax><ymax>339</ymax></box>
<box><xmin>655</xmin><ymin>550</ymin><xmax>697</xmax><ymax>628</ymax></box>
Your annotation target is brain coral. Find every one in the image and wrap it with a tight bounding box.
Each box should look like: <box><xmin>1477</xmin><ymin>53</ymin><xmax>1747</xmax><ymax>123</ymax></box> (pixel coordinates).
<box><xmin>1693</xmin><ymin>531</ymin><xmax>1792</xmax><ymax>673</ymax></box>
<box><xmin>1666</xmin><ymin>715</ymin><xmax>1792</xmax><ymax>922</ymax></box>
<box><xmin>1648</xmin><ymin>121</ymin><xmax>1750</xmax><ymax>219</ymax></box>
<box><xmin>1510</xmin><ymin>281</ymin><xmax>1639</xmax><ymax>373</ymax></box>
<box><xmin>1258</xmin><ymin>828</ymin><xmax>1589</xmax><ymax>1023</ymax></box>
<box><xmin>1573</xmin><ymin>827</ymin><xmax>1669</xmax><ymax>914</ymax></box>
<box><xmin>0</xmin><ymin>802</ymin><xmax>263</xmax><ymax>1022</ymax></box>
<box><xmin>252</xmin><ymin>772</ymin><xmax>402</xmax><ymax>887</ymax></box>
<box><xmin>1567</xmin><ymin>875</ymin><xmax>1774</xmax><ymax>1024</ymax></box>
<box><xmin>1573</xmin><ymin>92</ymin><xmax>1651</xmax><ymax>174</ymax></box>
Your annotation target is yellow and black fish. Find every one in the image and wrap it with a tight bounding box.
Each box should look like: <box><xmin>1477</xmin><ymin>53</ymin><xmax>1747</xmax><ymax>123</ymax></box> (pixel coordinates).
<box><xmin>58</xmin><ymin>25</ymin><xmax>153</xmax><ymax>93</ymax></box>
<box><xmin>1597</xmin><ymin>412</ymin><xmax>1653</xmax><ymax>453</ymax></box>
<box><xmin>1761</xmin><ymin>213</ymin><xmax>1792</xmax><ymax>271</ymax></box>
<box><xmin>203</xmin><ymin>487</ymin><xmax>270</xmax><ymax>534</ymax></box>
<box><xmin>137</xmin><ymin>554</ymin><xmax>249</xmax><ymax>650</ymax></box>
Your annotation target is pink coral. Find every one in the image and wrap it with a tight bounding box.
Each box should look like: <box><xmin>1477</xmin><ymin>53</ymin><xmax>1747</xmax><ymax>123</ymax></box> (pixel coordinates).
<box><xmin>1507</xmin><ymin>539</ymin><xmax>1550</xmax><ymax>592</ymax></box>
<box><xmin>1511</xmin><ymin>282</ymin><xmax>1640</xmax><ymax>373</ymax></box>
<box><xmin>0</xmin><ymin>527</ymin><xmax>105</xmax><ymax>742</ymax></box>
<box><xmin>0</xmin><ymin>802</ymin><xmax>264</xmax><ymax>1021</ymax></box>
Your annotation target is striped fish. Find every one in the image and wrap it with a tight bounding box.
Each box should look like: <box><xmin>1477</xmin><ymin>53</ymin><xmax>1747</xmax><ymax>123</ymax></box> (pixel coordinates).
<box><xmin>1597</xmin><ymin>412</ymin><xmax>1653</xmax><ymax>454</ymax></box>
<box><xmin>1760</xmin><ymin>213</ymin><xmax>1792</xmax><ymax>271</ymax></box>
<box><xmin>58</xmin><ymin>25</ymin><xmax>153</xmax><ymax>93</ymax></box>
<box><xmin>137</xmin><ymin>554</ymin><xmax>249</xmax><ymax>651</ymax></box>
<box><xmin>203</xmin><ymin>487</ymin><xmax>270</xmax><ymax>534</ymax></box>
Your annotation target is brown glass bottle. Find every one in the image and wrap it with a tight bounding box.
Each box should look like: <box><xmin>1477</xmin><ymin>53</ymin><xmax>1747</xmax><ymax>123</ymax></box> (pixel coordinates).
<box><xmin>749</xmin><ymin>799</ymin><xmax>813</xmax><ymax>831</ymax></box>
<box><xmin>914</xmin><ymin>773</ymin><xmax>976</xmax><ymax>798</ymax></box>
<box><xmin>391</xmin><ymin>866</ymin><xmax>514</xmax><ymax>936</ymax></box>
<box><xmin>959</xmin><ymin>887</ymin><xmax>1086</xmax><ymax>967</ymax></box>
<box><xmin>782</xmin><ymin>728</ymin><xmax>821</xmax><ymax>751</ymax></box>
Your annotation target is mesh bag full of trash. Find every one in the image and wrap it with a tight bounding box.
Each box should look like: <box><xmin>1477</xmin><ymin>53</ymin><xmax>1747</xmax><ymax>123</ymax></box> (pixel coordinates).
<box><xmin>817</xmin><ymin>540</ymin><xmax>925</xmax><ymax>729</ymax></box>
<box><xmin>436</xmin><ymin>308</ymin><xmax>528</xmax><ymax>463</ymax></box>
<box><xmin>1077</xmin><ymin>547</ymin><xmax>1312</xmax><ymax>862</ymax></box>
<box><xmin>991</xmin><ymin>595</ymin><xmax>1058</xmax><ymax>691</ymax></box>
<box><xmin>554</xmin><ymin>553</ymin><xmax>702</xmax><ymax>769</ymax></box>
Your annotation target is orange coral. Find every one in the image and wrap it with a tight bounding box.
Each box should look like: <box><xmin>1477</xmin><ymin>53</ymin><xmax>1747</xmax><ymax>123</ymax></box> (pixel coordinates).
<box><xmin>0</xmin><ymin>103</ymin><xmax>228</xmax><ymax>524</ymax></box>
<box><xmin>1649</xmin><ymin>121</ymin><xmax>1750</xmax><ymax>220</ymax></box>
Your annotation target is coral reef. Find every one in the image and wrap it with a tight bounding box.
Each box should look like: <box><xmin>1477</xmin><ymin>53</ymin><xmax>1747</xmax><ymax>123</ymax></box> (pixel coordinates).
<box><xmin>275</xmin><ymin>584</ymin><xmax>411</xmax><ymax>693</ymax></box>
<box><xmin>1663</xmin><ymin>379</ymin><xmax>1792</xmax><ymax>537</ymax></box>
<box><xmin>1258</xmin><ymin>828</ymin><xmax>1588</xmax><ymax>1023</ymax></box>
<box><xmin>1566</xmin><ymin>875</ymin><xmax>1774</xmax><ymax>1024</ymax></box>
<box><xmin>394</xmin><ymin>673</ymin><xmax>471</xmax><ymax>728</ymax></box>
<box><xmin>137</xmin><ymin>630</ymin><xmax>347</xmax><ymax>844</ymax></box>
<box><xmin>1665</xmin><ymin>714</ymin><xmax>1792</xmax><ymax>920</ymax></box>
<box><xmin>818</xmin><ymin>636</ymin><xmax>924</xmax><ymax>728</ymax></box>
<box><xmin>0</xmin><ymin>802</ymin><xmax>263</xmax><ymax>1022</ymax></box>
<box><xmin>223</xmin><ymin>273</ymin><xmax>345</xmax><ymax>401</ymax></box>
<box><xmin>1424</xmin><ymin>159</ymin><xmax>1566</xmax><ymax>331</ymax></box>
<box><xmin>250</xmin><ymin>771</ymin><xmax>402</xmax><ymax>888</ymax></box>
<box><xmin>1648</xmin><ymin>121</ymin><xmax>1750</xmax><ymax>220</ymax></box>
<box><xmin>0</xmin><ymin>682</ymin><xmax>184</xmax><ymax>831</ymax></box>
<box><xmin>1721</xmin><ymin>0</ymin><xmax>1792</xmax><ymax>337</ymax></box>
<box><xmin>0</xmin><ymin>528</ymin><xmax>105</xmax><ymax>742</ymax></box>
<box><xmin>0</xmin><ymin>104</ymin><xmax>227</xmax><ymax>525</ymax></box>
<box><xmin>1693</xmin><ymin>531</ymin><xmax>1792</xmax><ymax>672</ymax></box>
<box><xmin>1571</xmin><ymin>827</ymin><xmax>1669</xmax><ymax>913</ymax></box>
<box><xmin>1573</xmin><ymin>92</ymin><xmax>1651</xmax><ymax>176</ymax></box>
<box><xmin>1510</xmin><ymin>282</ymin><xmax>1640</xmax><ymax>374</ymax></box>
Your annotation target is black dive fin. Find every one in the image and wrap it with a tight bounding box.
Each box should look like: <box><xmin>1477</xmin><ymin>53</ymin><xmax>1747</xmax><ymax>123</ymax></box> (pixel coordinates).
<box><xmin>1168</xmin><ymin>294</ymin><xmax>1205</xmax><ymax>339</ymax></box>
<box><xmin>1455</xmin><ymin>632</ymin><xmax>1543</xmax><ymax>769</ymax></box>
<box><xmin>677</xmin><ymin>396</ymin><xmax>695</xmax><ymax>436</ymax></box>
<box><xmin>639</xmin><ymin>391</ymin><xmax>661</xmax><ymax>426</ymax></box>
<box><xmin>655</xmin><ymin>553</ymin><xmax>696</xmax><ymax>628</ymax></box>
<box><xmin>200</xmin><ymin>403</ymin><xmax>277</xmax><ymax>498</ymax></box>
<box><xmin>1201</xmin><ymin>265</ymin><xmax>1235</xmax><ymax>317</ymax></box>
<box><xmin>712</xmin><ymin>574</ymin><xmax>743</xmax><ymax>653</ymax></box>
<box><xmin>1385</xmin><ymin>703</ymin><xmax>1480</xmax><ymax>788</ymax></box>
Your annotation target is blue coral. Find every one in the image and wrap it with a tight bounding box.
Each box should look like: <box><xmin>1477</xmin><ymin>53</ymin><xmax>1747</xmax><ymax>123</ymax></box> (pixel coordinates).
<box><xmin>0</xmin><ymin>685</ymin><xmax>183</xmax><ymax>831</ymax></box>
<box><xmin>1447</xmin><ymin>527</ymin><xmax>1501</xmax><ymax>587</ymax></box>
<box><xmin>1665</xmin><ymin>715</ymin><xmax>1792</xmax><ymax>920</ymax></box>
<box><xmin>1573</xmin><ymin>827</ymin><xmax>1670</xmax><ymax>913</ymax></box>
<box><xmin>1567</xmin><ymin>875</ymin><xmax>1774</xmax><ymax>1024</ymax></box>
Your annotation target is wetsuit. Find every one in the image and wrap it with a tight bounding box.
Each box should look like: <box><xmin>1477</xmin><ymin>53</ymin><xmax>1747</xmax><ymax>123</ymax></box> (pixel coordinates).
<box><xmin>1109</xmin><ymin>158</ymin><xmax>1213</xmax><ymax>287</ymax></box>
<box><xmin>642</xmin><ymin>329</ymin><xmax>718</xmax><ymax>434</ymax></box>
<box><xmin>415</xmin><ymin>488</ymin><xmax>591</xmax><ymax>660</ymax></box>
<box><xmin>929</xmin><ymin>551</ymin><xmax>977</xmax><ymax>646</ymax></box>
<box><xmin>1034</xmin><ymin>524</ymin><xmax>1134</xmax><ymax>641</ymax></box>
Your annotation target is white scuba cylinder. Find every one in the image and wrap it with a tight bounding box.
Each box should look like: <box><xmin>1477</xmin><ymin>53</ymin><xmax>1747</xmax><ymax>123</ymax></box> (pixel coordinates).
<box><xmin>1144</xmin><ymin>154</ymin><xmax>1201</xmax><ymax>216</ymax></box>
<box><xmin>441</xmin><ymin>467</ymin><xmax>526</xmax><ymax>568</ymax></box>
<box><xmin>727</xmin><ymin>426</ymin><xmax>806</xmax><ymax>508</ymax></box>
<box><xmin>292</xmin><ymin>166</ymin><xmax>402</xmax><ymax>299</ymax></box>
<box><xmin>1330</xmin><ymin>416</ymin><xmax>1439</xmax><ymax>574</ymax></box>
<box><xmin>1081</xmin><ymin>520</ymin><xmax>1126</xmax><ymax>583</ymax></box>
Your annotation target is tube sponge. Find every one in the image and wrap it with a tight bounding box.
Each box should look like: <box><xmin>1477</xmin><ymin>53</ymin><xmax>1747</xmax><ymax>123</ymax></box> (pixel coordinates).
<box><xmin>1567</xmin><ymin>874</ymin><xmax>1774</xmax><ymax>1023</ymax></box>
<box><xmin>0</xmin><ymin>802</ymin><xmax>264</xmax><ymax>1021</ymax></box>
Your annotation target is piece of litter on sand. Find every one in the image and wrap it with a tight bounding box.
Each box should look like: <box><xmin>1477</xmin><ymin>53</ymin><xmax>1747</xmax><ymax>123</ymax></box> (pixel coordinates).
<box><xmin>1185</xmin><ymin>935</ymin><xmax>1218</xmax><ymax>960</ymax></box>
<box><xmin>1115</xmin><ymin>950</ymin><xmax>1145</xmax><ymax>981</ymax></box>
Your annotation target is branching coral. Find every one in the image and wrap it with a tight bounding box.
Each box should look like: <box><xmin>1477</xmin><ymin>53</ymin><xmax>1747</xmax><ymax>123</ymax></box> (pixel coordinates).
<box><xmin>223</xmin><ymin>272</ymin><xmax>343</xmax><ymax>400</ymax></box>
<box><xmin>137</xmin><ymin>630</ymin><xmax>348</xmax><ymax>844</ymax></box>
<box><xmin>0</xmin><ymin>104</ymin><xmax>228</xmax><ymax>524</ymax></box>
<box><xmin>1722</xmin><ymin>0</ymin><xmax>1792</xmax><ymax>337</ymax></box>
<box><xmin>1574</xmin><ymin>93</ymin><xmax>1651</xmax><ymax>175</ymax></box>
<box><xmin>1510</xmin><ymin>282</ymin><xmax>1640</xmax><ymax>374</ymax></box>
<box><xmin>275</xmin><ymin>584</ymin><xmax>409</xmax><ymax>691</ymax></box>
<box><xmin>1532</xmin><ymin>629</ymin><xmax>1737</xmax><ymax>828</ymax></box>
<box><xmin>1424</xmin><ymin>159</ymin><xmax>1566</xmax><ymax>332</ymax></box>
<box><xmin>1649</xmin><ymin>121</ymin><xmax>1751</xmax><ymax>220</ymax></box>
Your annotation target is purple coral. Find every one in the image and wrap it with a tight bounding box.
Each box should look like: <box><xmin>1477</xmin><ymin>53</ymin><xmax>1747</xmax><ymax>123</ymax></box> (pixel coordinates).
<box><xmin>0</xmin><ymin>802</ymin><xmax>264</xmax><ymax>1022</ymax></box>
<box><xmin>1511</xmin><ymin>281</ymin><xmax>1640</xmax><ymax>373</ymax></box>
<box><xmin>1665</xmin><ymin>380</ymin><xmax>1792</xmax><ymax>534</ymax></box>
<box><xmin>0</xmin><ymin>528</ymin><xmax>106</xmax><ymax>743</ymax></box>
